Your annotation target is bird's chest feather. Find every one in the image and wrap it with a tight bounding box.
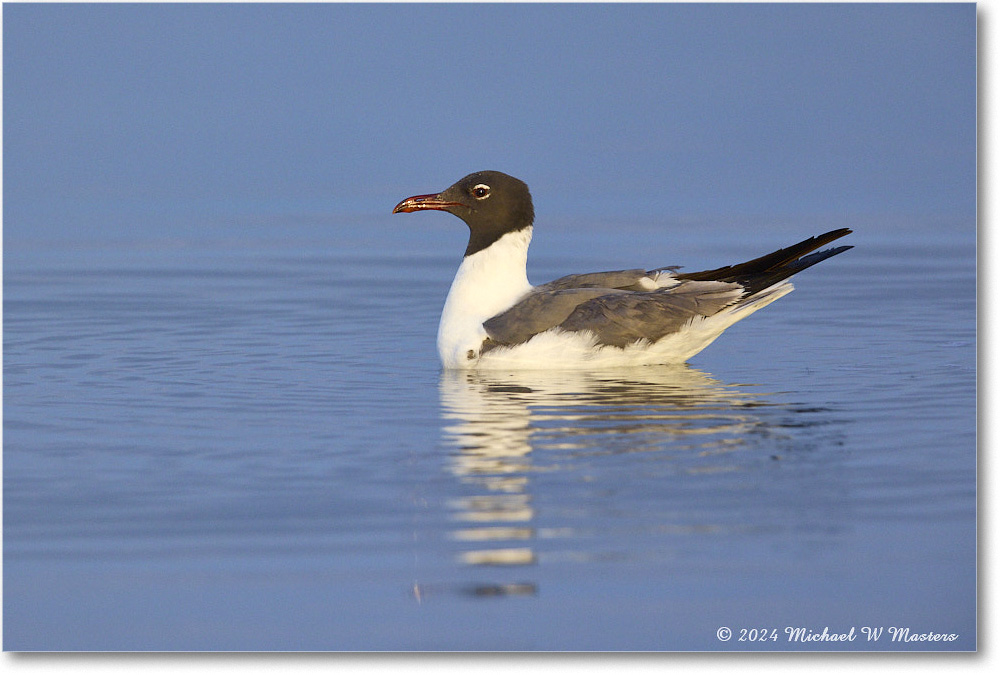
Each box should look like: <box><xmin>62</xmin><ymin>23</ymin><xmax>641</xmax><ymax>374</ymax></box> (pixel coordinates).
<box><xmin>437</xmin><ymin>229</ymin><xmax>533</xmax><ymax>368</ymax></box>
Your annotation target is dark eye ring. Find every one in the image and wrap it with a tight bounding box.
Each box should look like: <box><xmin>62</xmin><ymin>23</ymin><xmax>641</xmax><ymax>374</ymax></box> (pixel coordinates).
<box><xmin>472</xmin><ymin>184</ymin><xmax>491</xmax><ymax>199</ymax></box>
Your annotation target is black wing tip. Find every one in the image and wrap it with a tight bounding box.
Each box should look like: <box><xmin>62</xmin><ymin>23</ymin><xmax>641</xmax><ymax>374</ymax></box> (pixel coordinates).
<box><xmin>824</xmin><ymin>227</ymin><xmax>853</xmax><ymax>237</ymax></box>
<box><xmin>810</xmin><ymin>228</ymin><xmax>853</xmax><ymax>248</ymax></box>
<box><xmin>737</xmin><ymin>241</ymin><xmax>853</xmax><ymax>296</ymax></box>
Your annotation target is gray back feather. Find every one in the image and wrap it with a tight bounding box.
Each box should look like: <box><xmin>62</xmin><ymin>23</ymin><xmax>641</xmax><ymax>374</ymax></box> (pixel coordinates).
<box><xmin>537</xmin><ymin>269</ymin><xmax>652</xmax><ymax>292</ymax></box>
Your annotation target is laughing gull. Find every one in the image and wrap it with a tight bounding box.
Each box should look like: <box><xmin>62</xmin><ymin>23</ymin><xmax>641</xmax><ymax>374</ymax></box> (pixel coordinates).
<box><xmin>393</xmin><ymin>170</ymin><xmax>852</xmax><ymax>369</ymax></box>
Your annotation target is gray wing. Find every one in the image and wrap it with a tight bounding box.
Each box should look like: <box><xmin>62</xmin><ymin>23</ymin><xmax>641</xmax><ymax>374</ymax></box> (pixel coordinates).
<box><xmin>557</xmin><ymin>281</ymin><xmax>741</xmax><ymax>347</ymax></box>
<box><xmin>482</xmin><ymin>278</ymin><xmax>741</xmax><ymax>351</ymax></box>
<box><xmin>483</xmin><ymin>287</ymin><xmax>629</xmax><ymax>345</ymax></box>
<box><xmin>483</xmin><ymin>269</ymin><xmax>654</xmax><ymax>346</ymax></box>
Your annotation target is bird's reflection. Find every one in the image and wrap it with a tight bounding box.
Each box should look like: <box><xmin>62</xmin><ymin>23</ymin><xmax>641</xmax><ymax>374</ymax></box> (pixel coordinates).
<box><xmin>428</xmin><ymin>364</ymin><xmax>776</xmax><ymax>599</ymax></box>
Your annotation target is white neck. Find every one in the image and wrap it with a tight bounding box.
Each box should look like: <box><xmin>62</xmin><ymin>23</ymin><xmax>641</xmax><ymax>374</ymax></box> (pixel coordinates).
<box><xmin>437</xmin><ymin>227</ymin><xmax>534</xmax><ymax>368</ymax></box>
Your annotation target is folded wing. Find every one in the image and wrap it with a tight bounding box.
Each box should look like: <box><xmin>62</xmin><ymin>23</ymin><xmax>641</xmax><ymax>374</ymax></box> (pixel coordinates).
<box><xmin>481</xmin><ymin>228</ymin><xmax>853</xmax><ymax>354</ymax></box>
<box><xmin>483</xmin><ymin>275</ymin><xmax>740</xmax><ymax>352</ymax></box>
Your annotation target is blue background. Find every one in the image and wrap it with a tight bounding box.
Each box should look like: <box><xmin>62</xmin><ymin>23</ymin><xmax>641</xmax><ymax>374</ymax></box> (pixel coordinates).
<box><xmin>3</xmin><ymin>2</ymin><xmax>976</xmax><ymax>241</ymax></box>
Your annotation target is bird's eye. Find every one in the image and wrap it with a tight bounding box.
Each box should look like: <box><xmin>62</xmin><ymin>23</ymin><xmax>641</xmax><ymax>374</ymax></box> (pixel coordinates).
<box><xmin>472</xmin><ymin>184</ymin><xmax>491</xmax><ymax>200</ymax></box>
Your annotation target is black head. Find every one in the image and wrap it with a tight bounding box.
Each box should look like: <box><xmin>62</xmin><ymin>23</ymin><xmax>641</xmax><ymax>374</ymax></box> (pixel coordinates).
<box><xmin>393</xmin><ymin>171</ymin><xmax>535</xmax><ymax>257</ymax></box>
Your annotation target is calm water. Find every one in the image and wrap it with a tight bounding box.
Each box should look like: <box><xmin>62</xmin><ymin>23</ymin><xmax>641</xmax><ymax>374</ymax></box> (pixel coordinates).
<box><xmin>3</xmin><ymin>216</ymin><xmax>976</xmax><ymax>651</ymax></box>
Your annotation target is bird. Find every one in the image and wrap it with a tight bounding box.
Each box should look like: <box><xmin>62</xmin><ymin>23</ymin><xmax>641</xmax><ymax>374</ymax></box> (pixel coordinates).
<box><xmin>393</xmin><ymin>170</ymin><xmax>852</xmax><ymax>370</ymax></box>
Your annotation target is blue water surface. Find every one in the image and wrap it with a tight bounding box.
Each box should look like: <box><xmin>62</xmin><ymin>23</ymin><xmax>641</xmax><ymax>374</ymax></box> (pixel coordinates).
<box><xmin>2</xmin><ymin>214</ymin><xmax>975</xmax><ymax>650</ymax></box>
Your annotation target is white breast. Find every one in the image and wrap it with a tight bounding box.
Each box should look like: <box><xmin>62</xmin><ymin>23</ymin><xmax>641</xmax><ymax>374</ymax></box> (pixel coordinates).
<box><xmin>437</xmin><ymin>228</ymin><xmax>534</xmax><ymax>368</ymax></box>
